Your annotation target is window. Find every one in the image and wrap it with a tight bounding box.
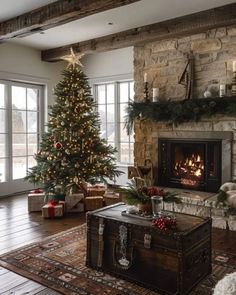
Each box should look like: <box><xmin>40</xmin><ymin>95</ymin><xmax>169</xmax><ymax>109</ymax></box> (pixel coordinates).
<box><xmin>0</xmin><ymin>80</ymin><xmax>43</xmax><ymax>187</ymax></box>
<box><xmin>95</xmin><ymin>81</ymin><xmax>134</xmax><ymax>164</ymax></box>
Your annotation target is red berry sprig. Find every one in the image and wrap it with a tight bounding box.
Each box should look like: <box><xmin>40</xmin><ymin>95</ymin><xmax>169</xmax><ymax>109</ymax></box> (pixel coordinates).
<box><xmin>152</xmin><ymin>216</ymin><xmax>177</xmax><ymax>231</ymax></box>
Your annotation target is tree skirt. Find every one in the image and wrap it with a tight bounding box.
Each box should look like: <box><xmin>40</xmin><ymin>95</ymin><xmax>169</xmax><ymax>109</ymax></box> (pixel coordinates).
<box><xmin>0</xmin><ymin>224</ymin><xmax>235</xmax><ymax>295</ymax></box>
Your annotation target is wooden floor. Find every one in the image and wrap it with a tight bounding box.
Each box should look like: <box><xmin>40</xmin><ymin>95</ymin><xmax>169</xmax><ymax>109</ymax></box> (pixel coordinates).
<box><xmin>0</xmin><ymin>194</ymin><xmax>236</xmax><ymax>294</ymax></box>
<box><xmin>0</xmin><ymin>194</ymin><xmax>85</xmax><ymax>295</ymax></box>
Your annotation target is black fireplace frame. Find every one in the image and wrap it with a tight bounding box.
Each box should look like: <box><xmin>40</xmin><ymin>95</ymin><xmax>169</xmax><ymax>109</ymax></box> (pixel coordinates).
<box><xmin>158</xmin><ymin>138</ymin><xmax>222</xmax><ymax>192</ymax></box>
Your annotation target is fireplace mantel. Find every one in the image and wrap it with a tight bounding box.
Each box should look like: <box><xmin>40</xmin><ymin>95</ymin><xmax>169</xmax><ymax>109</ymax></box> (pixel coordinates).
<box><xmin>126</xmin><ymin>97</ymin><xmax>236</xmax><ymax>135</ymax></box>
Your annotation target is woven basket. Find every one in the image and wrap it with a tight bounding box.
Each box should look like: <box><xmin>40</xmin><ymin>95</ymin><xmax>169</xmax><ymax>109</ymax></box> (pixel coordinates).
<box><xmin>85</xmin><ymin>196</ymin><xmax>103</xmax><ymax>211</ymax></box>
<box><xmin>103</xmin><ymin>193</ymin><xmax>121</xmax><ymax>206</ymax></box>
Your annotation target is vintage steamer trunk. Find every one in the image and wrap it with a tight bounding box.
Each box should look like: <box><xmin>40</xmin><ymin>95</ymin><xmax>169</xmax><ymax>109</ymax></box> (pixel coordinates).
<box><xmin>86</xmin><ymin>203</ymin><xmax>211</xmax><ymax>295</ymax></box>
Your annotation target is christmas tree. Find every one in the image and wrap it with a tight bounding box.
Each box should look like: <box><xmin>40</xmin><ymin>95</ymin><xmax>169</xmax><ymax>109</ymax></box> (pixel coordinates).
<box><xmin>25</xmin><ymin>49</ymin><xmax>121</xmax><ymax>194</ymax></box>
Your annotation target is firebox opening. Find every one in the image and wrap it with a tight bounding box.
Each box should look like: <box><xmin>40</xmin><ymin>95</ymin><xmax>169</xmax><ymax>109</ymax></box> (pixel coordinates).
<box><xmin>158</xmin><ymin>139</ymin><xmax>222</xmax><ymax>192</ymax></box>
<box><xmin>171</xmin><ymin>143</ymin><xmax>205</xmax><ymax>189</ymax></box>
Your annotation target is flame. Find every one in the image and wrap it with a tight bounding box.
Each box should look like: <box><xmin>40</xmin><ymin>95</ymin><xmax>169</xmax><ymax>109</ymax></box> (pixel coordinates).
<box><xmin>173</xmin><ymin>152</ymin><xmax>205</xmax><ymax>187</ymax></box>
<box><xmin>195</xmin><ymin>169</ymin><xmax>202</xmax><ymax>177</ymax></box>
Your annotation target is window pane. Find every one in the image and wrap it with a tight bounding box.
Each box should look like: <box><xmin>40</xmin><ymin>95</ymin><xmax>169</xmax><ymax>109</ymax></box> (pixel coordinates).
<box><xmin>0</xmin><ymin>84</ymin><xmax>5</xmax><ymax>108</ymax></box>
<box><xmin>120</xmin><ymin>83</ymin><xmax>129</xmax><ymax>102</ymax></box>
<box><xmin>98</xmin><ymin>104</ymin><xmax>106</xmax><ymax>120</ymax></box>
<box><xmin>97</xmin><ymin>85</ymin><xmax>105</xmax><ymax>104</ymax></box>
<box><xmin>107</xmin><ymin>104</ymin><xmax>115</xmax><ymax>123</ymax></box>
<box><xmin>0</xmin><ymin>134</ymin><xmax>6</xmax><ymax>157</ymax></box>
<box><xmin>12</xmin><ymin>86</ymin><xmax>26</xmax><ymax>110</ymax></box>
<box><xmin>120</xmin><ymin>143</ymin><xmax>130</xmax><ymax>163</ymax></box>
<box><xmin>0</xmin><ymin>110</ymin><xmax>6</xmax><ymax>132</ymax></box>
<box><xmin>27</xmin><ymin>111</ymin><xmax>38</xmax><ymax>132</ymax></box>
<box><xmin>0</xmin><ymin>158</ymin><xmax>6</xmax><ymax>182</ymax></box>
<box><xmin>28</xmin><ymin>156</ymin><xmax>36</xmax><ymax>169</ymax></box>
<box><xmin>27</xmin><ymin>88</ymin><xmax>38</xmax><ymax>111</ymax></box>
<box><xmin>107</xmin><ymin>123</ymin><xmax>115</xmax><ymax>141</ymax></box>
<box><xmin>107</xmin><ymin>84</ymin><xmax>114</xmax><ymax>103</ymax></box>
<box><xmin>119</xmin><ymin>103</ymin><xmax>127</xmax><ymax>123</ymax></box>
<box><xmin>100</xmin><ymin>122</ymin><xmax>106</xmax><ymax>139</ymax></box>
<box><xmin>129</xmin><ymin>82</ymin><xmax>134</xmax><ymax>100</ymax></box>
<box><xmin>12</xmin><ymin>134</ymin><xmax>26</xmax><ymax>156</ymax></box>
<box><xmin>12</xmin><ymin>157</ymin><xmax>27</xmax><ymax>179</ymax></box>
<box><xmin>28</xmin><ymin>134</ymin><xmax>38</xmax><ymax>155</ymax></box>
<box><xmin>12</xmin><ymin>110</ymin><xmax>26</xmax><ymax>133</ymax></box>
<box><xmin>120</xmin><ymin>123</ymin><xmax>129</xmax><ymax>142</ymax></box>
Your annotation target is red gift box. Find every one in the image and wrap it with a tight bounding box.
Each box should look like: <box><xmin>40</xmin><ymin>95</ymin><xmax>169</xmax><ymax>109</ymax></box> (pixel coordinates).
<box><xmin>42</xmin><ymin>200</ymin><xmax>65</xmax><ymax>218</ymax></box>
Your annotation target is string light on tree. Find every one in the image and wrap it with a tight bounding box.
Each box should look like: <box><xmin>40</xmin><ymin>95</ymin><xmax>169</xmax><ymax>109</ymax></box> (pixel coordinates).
<box><xmin>25</xmin><ymin>47</ymin><xmax>122</xmax><ymax>194</ymax></box>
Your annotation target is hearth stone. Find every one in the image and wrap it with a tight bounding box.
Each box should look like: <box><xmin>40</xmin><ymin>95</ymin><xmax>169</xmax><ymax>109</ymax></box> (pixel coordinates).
<box><xmin>228</xmin><ymin>215</ymin><xmax>236</xmax><ymax>231</ymax></box>
<box><xmin>212</xmin><ymin>217</ymin><xmax>227</xmax><ymax>229</ymax></box>
<box><xmin>161</xmin><ymin>187</ymin><xmax>236</xmax><ymax>231</ymax></box>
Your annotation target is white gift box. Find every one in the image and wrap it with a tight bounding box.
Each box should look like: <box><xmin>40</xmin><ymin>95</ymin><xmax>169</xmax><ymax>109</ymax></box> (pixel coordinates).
<box><xmin>65</xmin><ymin>193</ymin><xmax>84</xmax><ymax>212</ymax></box>
<box><xmin>28</xmin><ymin>192</ymin><xmax>46</xmax><ymax>212</ymax></box>
<box><xmin>42</xmin><ymin>201</ymin><xmax>65</xmax><ymax>218</ymax></box>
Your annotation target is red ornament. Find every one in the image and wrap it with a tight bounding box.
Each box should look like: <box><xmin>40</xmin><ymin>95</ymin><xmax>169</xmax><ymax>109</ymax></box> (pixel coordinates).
<box><xmin>55</xmin><ymin>142</ymin><xmax>62</xmax><ymax>150</ymax></box>
<box><xmin>50</xmin><ymin>135</ymin><xmax>55</xmax><ymax>141</ymax></box>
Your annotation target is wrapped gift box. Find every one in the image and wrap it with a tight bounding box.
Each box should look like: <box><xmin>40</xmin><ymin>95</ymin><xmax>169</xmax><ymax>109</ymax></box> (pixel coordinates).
<box><xmin>84</xmin><ymin>196</ymin><xmax>103</xmax><ymax>211</ymax></box>
<box><xmin>42</xmin><ymin>201</ymin><xmax>65</xmax><ymax>218</ymax></box>
<box><xmin>87</xmin><ymin>186</ymin><xmax>106</xmax><ymax>197</ymax></box>
<box><xmin>65</xmin><ymin>193</ymin><xmax>84</xmax><ymax>212</ymax></box>
<box><xmin>28</xmin><ymin>189</ymin><xmax>45</xmax><ymax>212</ymax></box>
<box><xmin>103</xmin><ymin>193</ymin><xmax>121</xmax><ymax>206</ymax></box>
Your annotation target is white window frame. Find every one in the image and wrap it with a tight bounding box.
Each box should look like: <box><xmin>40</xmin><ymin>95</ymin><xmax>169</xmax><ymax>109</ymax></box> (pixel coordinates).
<box><xmin>91</xmin><ymin>74</ymin><xmax>134</xmax><ymax>166</ymax></box>
<box><xmin>0</xmin><ymin>78</ymin><xmax>45</xmax><ymax>196</ymax></box>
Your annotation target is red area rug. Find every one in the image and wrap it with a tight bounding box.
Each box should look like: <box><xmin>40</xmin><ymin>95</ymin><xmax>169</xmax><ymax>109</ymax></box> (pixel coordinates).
<box><xmin>0</xmin><ymin>224</ymin><xmax>235</xmax><ymax>295</ymax></box>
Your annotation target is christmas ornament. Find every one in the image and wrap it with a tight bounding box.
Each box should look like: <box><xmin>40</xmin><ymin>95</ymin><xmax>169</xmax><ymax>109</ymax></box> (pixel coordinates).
<box><xmin>54</xmin><ymin>142</ymin><xmax>62</xmax><ymax>150</ymax></box>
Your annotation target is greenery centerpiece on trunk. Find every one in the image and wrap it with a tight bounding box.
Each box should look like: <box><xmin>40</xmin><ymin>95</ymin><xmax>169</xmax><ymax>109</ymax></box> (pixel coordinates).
<box><xmin>25</xmin><ymin>48</ymin><xmax>121</xmax><ymax>195</ymax></box>
<box><xmin>120</xmin><ymin>180</ymin><xmax>182</xmax><ymax>214</ymax></box>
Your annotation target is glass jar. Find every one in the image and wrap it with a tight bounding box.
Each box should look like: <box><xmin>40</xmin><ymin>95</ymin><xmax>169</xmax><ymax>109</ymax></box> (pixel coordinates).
<box><xmin>151</xmin><ymin>196</ymin><xmax>163</xmax><ymax>217</ymax></box>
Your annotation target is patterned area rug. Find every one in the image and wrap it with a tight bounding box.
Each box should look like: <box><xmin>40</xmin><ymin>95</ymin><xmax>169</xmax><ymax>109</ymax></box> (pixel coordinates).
<box><xmin>0</xmin><ymin>224</ymin><xmax>235</xmax><ymax>295</ymax></box>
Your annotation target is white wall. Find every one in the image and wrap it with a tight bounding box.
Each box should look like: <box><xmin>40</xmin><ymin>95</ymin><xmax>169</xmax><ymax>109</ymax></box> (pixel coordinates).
<box><xmin>83</xmin><ymin>47</ymin><xmax>133</xmax><ymax>80</ymax></box>
<box><xmin>0</xmin><ymin>42</ymin><xmax>66</xmax><ymax>106</ymax></box>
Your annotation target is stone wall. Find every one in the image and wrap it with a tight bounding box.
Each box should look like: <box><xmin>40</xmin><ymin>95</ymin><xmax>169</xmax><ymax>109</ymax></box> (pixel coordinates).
<box><xmin>133</xmin><ymin>24</ymin><xmax>236</xmax><ymax>181</ymax></box>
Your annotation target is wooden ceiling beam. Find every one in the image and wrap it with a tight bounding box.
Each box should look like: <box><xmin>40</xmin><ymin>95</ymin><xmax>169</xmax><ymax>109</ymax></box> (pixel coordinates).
<box><xmin>0</xmin><ymin>0</ymin><xmax>140</xmax><ymax>41</ymax></box>
<box><xmin>41</xmin><ymin>3</ymin><xmax>236</xmax><ymax>62</ymax></box>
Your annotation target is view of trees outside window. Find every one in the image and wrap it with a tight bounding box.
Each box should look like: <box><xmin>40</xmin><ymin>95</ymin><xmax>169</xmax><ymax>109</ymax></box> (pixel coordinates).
<box><xmin>96</xmin><ymin>81</ymin><xmax>134</xmax><ymax>164</ymax></box>
<box><xmin>0</xmin><ymin>82</ymin><xmax>42</xmax><ymax>183</ymax></box>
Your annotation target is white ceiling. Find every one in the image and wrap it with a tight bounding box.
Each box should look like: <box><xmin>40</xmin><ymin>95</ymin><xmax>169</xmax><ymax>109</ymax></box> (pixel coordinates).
<box><xmin>2</xmin><ymin>0</ymin><xmax>236</xmax><ymax>50</ymax></box>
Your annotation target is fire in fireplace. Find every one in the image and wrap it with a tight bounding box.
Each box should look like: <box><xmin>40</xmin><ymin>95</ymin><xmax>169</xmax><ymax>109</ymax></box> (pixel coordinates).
<box><xmin>158</xmin><ymin>139</ymin><xmax>222</xmax><ymax>192</ymax></box>
<box><xmin>174</xmin><ymin>152</ymin><xmax>204</xmax><ymax>188</ymax></box>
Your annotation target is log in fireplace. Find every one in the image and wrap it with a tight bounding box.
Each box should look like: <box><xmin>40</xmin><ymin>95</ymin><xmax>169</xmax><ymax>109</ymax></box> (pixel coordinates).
<box><xmin>158</xmin><ymin>139</ymin><xmax>222</xmax><ymax>192</ymax></box>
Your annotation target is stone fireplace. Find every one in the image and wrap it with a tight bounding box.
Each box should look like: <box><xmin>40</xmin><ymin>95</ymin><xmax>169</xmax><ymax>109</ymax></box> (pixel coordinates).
<box><xmin>133</xmin><ymin>24</ymin><xmax>236</xmax><ymax>190</ymax></box>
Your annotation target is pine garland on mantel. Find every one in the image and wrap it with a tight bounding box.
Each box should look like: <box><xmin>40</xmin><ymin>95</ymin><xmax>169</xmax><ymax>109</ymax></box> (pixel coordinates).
<box><xmin>125</xmin><ymin>96</ymin><xmax>236</xmax><ymax>135</ymax></box>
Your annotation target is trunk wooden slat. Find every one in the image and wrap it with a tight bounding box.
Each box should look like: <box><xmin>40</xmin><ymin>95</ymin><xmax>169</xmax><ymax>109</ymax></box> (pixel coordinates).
<box><xmin>86</xmin><ymin>203</ymin><xmax>212</xmax><ymax>295</ymax></box>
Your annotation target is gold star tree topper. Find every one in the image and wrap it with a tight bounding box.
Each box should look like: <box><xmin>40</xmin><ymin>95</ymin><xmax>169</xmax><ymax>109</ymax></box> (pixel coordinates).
<box><xmin>61</xmin><ymin>48</ymin><xmax>85</xmax><ymax>68</ymax></box>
